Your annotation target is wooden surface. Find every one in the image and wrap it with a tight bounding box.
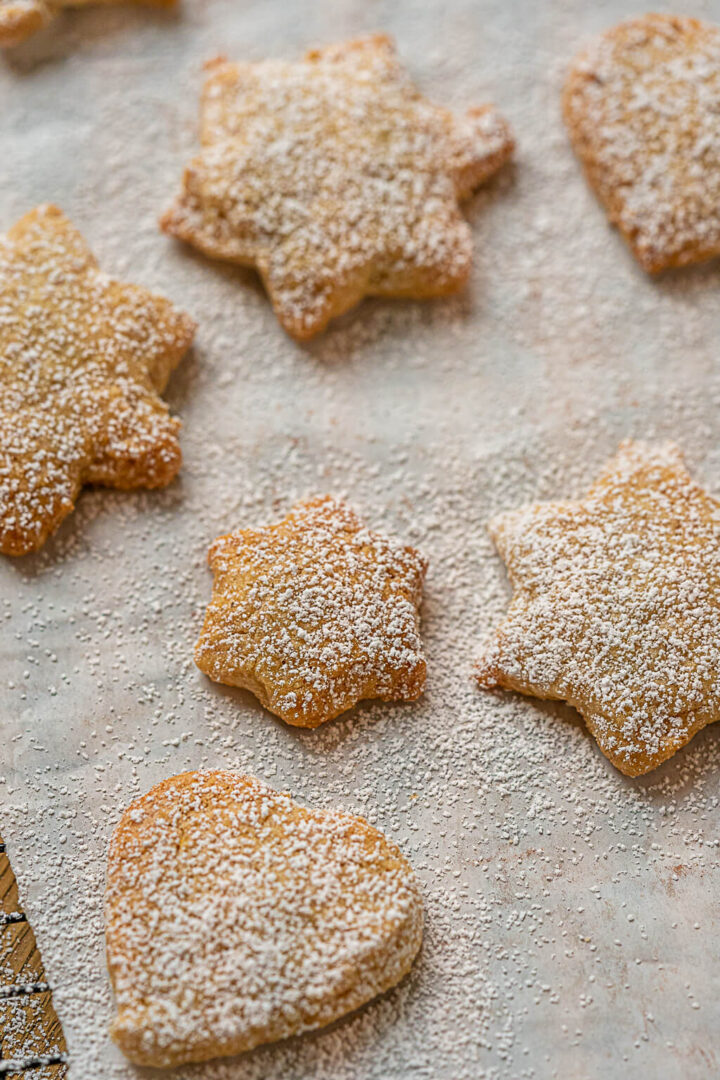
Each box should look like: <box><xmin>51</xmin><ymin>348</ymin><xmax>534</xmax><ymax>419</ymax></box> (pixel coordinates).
<box><xmin>0</xmin><ymin>837</ymin><xmax>67</xmax><ymax>1077</ymax></box>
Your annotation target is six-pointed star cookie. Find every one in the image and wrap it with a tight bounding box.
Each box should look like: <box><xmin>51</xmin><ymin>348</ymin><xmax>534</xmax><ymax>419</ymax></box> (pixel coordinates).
<box><xmin>563</xmin><ymin>14</ymin><xmax>720</xmax><ymax>272</ymax></box>
<box><xmin>195</xmin><ymin>496</ymin><xmax>427</xmax><ymax>727</ymax></box>
<box><xmin>0</xmin><ymin>0</ymin><xmax>175</xmax><ymax>47</ymax></box>
<box><xmin>161</xmin><ymin>34</ymin><xmax>514</xmax><ymax>340</ymax></box>
<box><xmin>0</xmin><ymin>204</ymin><xmax>195</xmax><ymax>556</ymax></box>
<box><xmin>106</xmin><ymin>770</ymin><xmax>423</xmax><ymax>1066</ymax></box>
<box><xmin>477</xmin><ymin>441</ymin><xmax>720</xmax><ymax>777</ymax></box>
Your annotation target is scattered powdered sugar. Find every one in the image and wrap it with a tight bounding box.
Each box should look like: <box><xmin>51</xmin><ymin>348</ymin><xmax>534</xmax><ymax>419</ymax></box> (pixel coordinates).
<box><xmin>105</xmin><ymin>769</ymin><xmax>422</xmax><ymax>1066</ymax></box>
<box><xmin>1</xmin><ymin>2</ymin><xmax>720</xmax><ymax>1079</ymax></box>
<box><xmin>563</xmin><ymin>14</ymin><xmax>720</xmax><ymax>271</ymax></box>
<box><xmin>195</xmin><ymin>496</ymin><xmax>426</xmax><ymax>726</ymax></box>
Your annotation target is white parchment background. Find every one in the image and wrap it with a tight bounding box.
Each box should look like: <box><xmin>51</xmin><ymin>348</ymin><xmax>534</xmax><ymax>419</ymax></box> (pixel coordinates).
<box><xmin>2</xmin><ymin>1</ymin><xmax>720</xmax><ymax>1077</ymax></box>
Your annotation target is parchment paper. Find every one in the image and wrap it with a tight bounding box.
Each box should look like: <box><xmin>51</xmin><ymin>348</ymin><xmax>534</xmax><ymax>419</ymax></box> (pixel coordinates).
<box><xmin>2</xmin><ymin>2</ymin><xmax>720</xmax><ymax>1077</ymax></box>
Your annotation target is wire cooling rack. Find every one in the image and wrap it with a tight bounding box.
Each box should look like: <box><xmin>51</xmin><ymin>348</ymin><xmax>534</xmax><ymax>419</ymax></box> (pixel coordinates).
<box><xmin>0</xmin><ymin>836</ymin><xmax>67</xmax><ymax>1078</ymax></box>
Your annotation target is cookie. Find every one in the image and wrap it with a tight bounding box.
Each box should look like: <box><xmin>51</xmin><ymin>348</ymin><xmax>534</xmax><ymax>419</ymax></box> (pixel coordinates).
<box><xmin>0</xmin><ymin>0</ymin><xmax>175</xmax><ymax>46</ymax></box>
<box><xmin>478</xmin><ymin>440</ymin><xmax>720</xmax><ymax>776</ymax></box>
<box><xmin>0</xmin><ymin>1</ymin><xmax>50</xmax><ymax>44</ymax></box>
<box><xmin>195</xmin><ymin>495</ymin><xmax>427</xmax><ymax>727</ymax></box>
<box><xmin>563</xmin><ymin>14</ymin><xmax>720</xmax><ymax>272</ymax></box>
<box><xmin>160</xmin><ymin>34</ymin><xmax>514</xmax><ymax>339</ymax></box>
<box><xmin>106</xmin><ymin>770</ymin><xmax>423</xmax><ymax>1067</ymax></box>
<box><xmin>0</xmin><ymin>204</ymin><xmax>195</xmax><ymax>555</ymax></box>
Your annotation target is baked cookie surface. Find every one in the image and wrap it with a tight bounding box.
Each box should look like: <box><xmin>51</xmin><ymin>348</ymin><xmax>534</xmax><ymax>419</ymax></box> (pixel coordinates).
<box><xmin>0</xmin><ymin>0</ymin><xmax>175</xmax><ymax>46</ymax></box>
<box><xmin>106</xmin><ymin>770</ymin><xmax>423</xmax><ymax>1067</ymax></box>
<box><xmin>478</xmin><ymin>440</ymin><xmax>720</xmax><ymax>776</ymax></box>
<box><xmin>0</xmin><ymin>204</ymin><xmax>195</xmax><ymax>556</ymax></box>
<box><xmin>563</xmin><ymin>14</ymin><xmax>720</xmax><ymax>272</ymax></box>
<box><xmin>161</xmin><ymin>34</ymin><xmax>513</xmax><ymax>339</ymax></box>
<box><xmin>195</xmin><ymin>495</ymin><xmax>427</xmax><ymax>727</ymax></box>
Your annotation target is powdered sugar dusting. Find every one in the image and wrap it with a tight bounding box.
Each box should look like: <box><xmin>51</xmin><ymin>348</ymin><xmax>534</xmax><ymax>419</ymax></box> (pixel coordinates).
<box><xmin>478</xmin><ymin>439</ymin><xmax>720</xmax><ymax>775</ymax></box>
<box><xmin>0</xmin><ymin>204</ymin><xmax>195</xmax><ymax>555</ymax></box>
<box><xmin>161</xmin><ymin>35</ymin><xmax>513</xmax><ymax>339</ymax></box>
<box><xmin>2</xmin><ymin>2</ymin><xmax>720</xmax><ymax>1078</ymax></box>
<box><xmin>105</xmin><ymin>769</ymin><xmax>422</xmax><ymax>1066</ymax></box>
<box><xmin>195</xmin><ymin>496</ymin><xmax>426</xmax><ymax>727</ymax></box>
<box><xmin>563</xmin><ymin>14</ymin><xmax>720</xmax><ymax>271</ymax></box>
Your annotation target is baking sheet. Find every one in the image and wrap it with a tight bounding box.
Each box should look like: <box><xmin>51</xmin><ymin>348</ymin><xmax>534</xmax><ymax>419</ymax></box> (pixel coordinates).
<box><xmin>2</xmin><ymin>1</ymin><xmax>720</xmax><ymax>1077</ymax></box>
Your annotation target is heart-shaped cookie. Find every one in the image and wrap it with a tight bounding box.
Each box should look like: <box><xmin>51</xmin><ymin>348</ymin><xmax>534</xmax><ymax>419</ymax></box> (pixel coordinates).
<box><xmin>105</xmin><ymin>771</ymin><xmax>423</xmax><ymax>1066</ymax></box>
<box><xmin>563</xmin><ymin>14</ymin><xmax>720</xmax><ymax>272</ymax></box>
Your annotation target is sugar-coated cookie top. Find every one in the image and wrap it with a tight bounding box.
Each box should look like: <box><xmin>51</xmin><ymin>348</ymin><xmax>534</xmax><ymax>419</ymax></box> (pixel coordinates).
<box><xmin>0</xmin><ymin>204</ymin><xmax>194</xmax><ymax>555</ymax></box>
<box><xmin>162</xmin><ymin>35</ymin><xmax>513</xmax><ymax>338</ymax></box>
<box><xmin>195</xmin><ymin>495</ymin><xmax>428</xmax><ymax>726</ymax></box>
<box><xmin>564</xmin><ymin>14</ymin><xmax>720</xmax><ymax>271</ymax></box>
<box><xmin>106</xmin><ymin>770</ymin><xmax>423</xmax><ymax>1066</ymax></box>
<box><xmin>478</xmin><ymin>440</ymin><xmax>720</xmax><ymax>775</ymax></box>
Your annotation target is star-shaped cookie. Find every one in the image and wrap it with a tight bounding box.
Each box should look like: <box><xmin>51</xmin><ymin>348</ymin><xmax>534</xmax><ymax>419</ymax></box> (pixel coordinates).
<box><xmin>0</xmin><ymin>0</ymin><xmax>175</xmax><ymax>46</ymax></box>
<box><xmin>161</xmin><ymin>34</ymin><xmax>514</xmax><ymax>340</ymax></box>
<box><xmin>478</xmin><ymin>441</ymin><xmax>720</xmax><ymax>776</ymax></box>
<box><xmin>563</xmin><ymin>14</ymin><xmax>720</xmax><ymax>272</ymax></box>
<box><xmin>106</xmin><ymin>770</ymin><xmax>423</xmax><ymax>1066</ymax></box>
<box><xmin>195</xmin><ymin>496</ymin><xmax>427</xmax><ymax>727</ymax></box>
<box><xmin>0</xmin><ymin>204</ymin><xmax>195</xmax><ymax>555</ymax></box>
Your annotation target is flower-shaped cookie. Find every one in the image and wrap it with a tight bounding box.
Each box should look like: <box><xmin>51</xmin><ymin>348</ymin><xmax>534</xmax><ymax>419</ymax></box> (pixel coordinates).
<box><xmin>161</xmin><ymin>34</ymin><xmax>514</xmax><ymax>339</ymax></box>
<box><xmin>0</xmin><ymin>205</ymin><xmax>195</xmax><ymax>555</ymax></box>
<box><xmin>478</xmin><ymin>441</ymin><xmax>720</xmax><ymax>776</ymax></box>
<box><xmin>195</xmin><ymin>496</ymin><xmax>427</xmax><ymax>726</ymax></box>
